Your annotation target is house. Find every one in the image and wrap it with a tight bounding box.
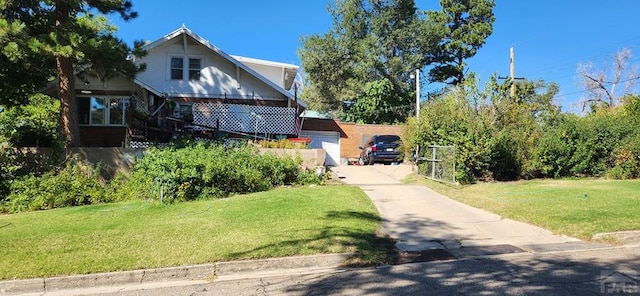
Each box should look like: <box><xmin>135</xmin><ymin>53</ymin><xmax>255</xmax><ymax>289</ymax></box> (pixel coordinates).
<box><xmin>72</xmin><ymin>25</ymin><xmax>305</xmax><ymax>147</ymax></box>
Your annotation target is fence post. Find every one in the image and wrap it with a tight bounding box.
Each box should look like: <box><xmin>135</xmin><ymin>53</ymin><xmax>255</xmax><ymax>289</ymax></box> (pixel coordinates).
<box><xmin>431</xmin><ymin>145</ymin><xmax>436</xmax><ymax>179</ymax></box>
<box><xmin>453</xmin><ymin>145</ymin><xmax>456</xmax><ymax>184</ymax></box>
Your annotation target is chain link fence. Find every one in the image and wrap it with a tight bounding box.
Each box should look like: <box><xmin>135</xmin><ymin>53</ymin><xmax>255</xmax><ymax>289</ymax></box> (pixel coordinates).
<box><xmin>415</xmin><ymin>145</ymin><xmax>456</xmax><ymax>184</ymax></box>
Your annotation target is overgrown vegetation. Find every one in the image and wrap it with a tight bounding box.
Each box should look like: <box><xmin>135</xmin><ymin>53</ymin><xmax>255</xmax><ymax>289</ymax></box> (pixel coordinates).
<box><xmin>122</xmin><ymin>142</ymin><xmax>324</xmax><ymax>203</ymax></box>
<box><xmin>0</xmin><ymin>140</ymin><xmax>325</xmax><ymax>213</ymax></box>
<box><xmin>254</xmin><ymin>138</ymin><xmax>308</xmax><ymax>149</ymax></box>
<box><xmin>5</xmin><ymin>158</ymin><xmax>108</xmax><ymax>213</ymax></box>
<box><xmin>405</xmin><ymin>77</ymin><xmax>640</xmax><ymax>184</ymax></box>
<box><xmin>0</xmin><ymin>94</ymin><xmax>61</xmax><ymax>199</ymax></box>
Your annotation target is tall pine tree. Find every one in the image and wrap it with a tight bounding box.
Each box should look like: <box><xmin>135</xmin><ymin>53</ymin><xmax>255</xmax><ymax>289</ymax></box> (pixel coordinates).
<box><xmin>426</xmin><ymin>0</ymin><xmax>496</xmax><ymax>85</ymax></box>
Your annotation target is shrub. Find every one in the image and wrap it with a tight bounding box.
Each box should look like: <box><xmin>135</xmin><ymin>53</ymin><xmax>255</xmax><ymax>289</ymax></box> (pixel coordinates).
<box><xmin>0</xmin><ymin>94</ymin><xmax>60</xmax><ymax>147</ymax></box>
<box><xmin>3</xmin><ymin>158</ymin><xmax>106</xmax><ymax>213</ymax></box>
<box><xmin>529</xmin><ymin>115</ymin><xmax>580</xmax><ymax>178</ymax></box>
<box><xmin>411</xmin><ymin>86</ymin><xmax>493</xmax><ymax>184</ymax></box>
<box><xmin>296</xmin><ymin>168</ymin><xmax>327</xmax><ymax>185</ymax></box>
<box><xmin>255</xmin><ymin>139</ymin><xmax>308</xmax><ymax>149</ymax></box>
<box><xmin>105</xmin><ymin>172</ymin><xmax>151</xmax><ymax>202</ymax></box>
<box><xmin>0</xmin><ymin>140</ymin><xmax>59</xmax><ymax>201</ymax></box>
<box><xmin>130</xmin><ymin>142</ymin><xmax>322</xmax><ymax>203</ymax></box>
<box><xmin>608</xmin><ymin>133</ymin><xmax>640</xmax><ymax>179</ymax></box>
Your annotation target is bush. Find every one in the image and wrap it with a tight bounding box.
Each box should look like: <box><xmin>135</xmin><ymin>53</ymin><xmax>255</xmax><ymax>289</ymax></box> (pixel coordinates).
<box><xmin>526</xmin><ymin>105</ymin><xmax>640</xmax><ymax>179</ymax></box>
<box><xmin>410</xmin><ymin>86</ymin><xmax>493</xmax><ymax>184</ymax></box>
<box><xmin>408</xmin><ymin>80</ymin><xmax>640</xmax><ymax>182</ymax></box>
<box><xmin>0</xmin><ymin>94</ymin><xmax>61</xmax><ymax>201</ymax></box>
<box><xmin>130</xmin><ymin>142</ymin><xmax>322</xmax><ymax>203</ymax></box>
<box><xmin>529</xmin><ymin>114</ymin><xmax>580</xmax><ymax>178</ymax></box>
<box><xmin>104</xmin><ymin>172</ymin><xmax>151</xmax><ymax>202</ymax></box>
<box><xmin>2</xmin><ymin>158</ymin><xmax>106</xmax><ymax>213</ymax></box>
<box><xmin>255</xmin><ymin>139</ymin><xmax>308</xmax><ymax>149</ymax></box>
<box><xmin>0</xmin><ymin>94</ymin><xmax>60</xmax><ymax>147</ymax></box>
<box><xmin>0</xmin><ymin>140</ymin><xmax>59</xmax><ymax>201</ymax></box>
<box><xmin>608</xmin><ymin>133</ymin><xmax>640</xmax><ymax>179</ymax></box>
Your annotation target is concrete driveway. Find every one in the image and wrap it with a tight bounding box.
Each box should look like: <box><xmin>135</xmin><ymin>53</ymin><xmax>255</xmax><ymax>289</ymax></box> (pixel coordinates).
<box><xmin>330</xmin><ymin>164</ymin><xmax>608</xmax><ymax>255</ymax></box>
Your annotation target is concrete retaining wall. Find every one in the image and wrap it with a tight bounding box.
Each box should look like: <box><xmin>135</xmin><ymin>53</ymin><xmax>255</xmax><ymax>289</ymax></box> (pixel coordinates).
<box><xmin>257</xmin><ymin>148</ymin><xmax>326</xmax><ymax>169</ymax></box>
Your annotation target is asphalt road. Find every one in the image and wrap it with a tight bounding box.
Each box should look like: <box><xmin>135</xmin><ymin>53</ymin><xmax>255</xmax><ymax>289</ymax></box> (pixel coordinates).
<box><xmin>35</xmin><ymin>246</ymin><xmax>640</xmax><ymax>295</ymax></box>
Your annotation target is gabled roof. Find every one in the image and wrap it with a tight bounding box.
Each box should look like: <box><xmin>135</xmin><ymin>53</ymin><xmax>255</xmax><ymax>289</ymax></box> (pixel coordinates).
<box><xmin>141</xmin><ymin>25</ymin><xmax>305</xmax><ymax>108</ymax></box>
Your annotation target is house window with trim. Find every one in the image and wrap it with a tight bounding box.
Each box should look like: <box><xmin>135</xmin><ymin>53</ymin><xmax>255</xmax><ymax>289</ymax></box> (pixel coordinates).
<box><xmin>78</xmin><ymin>97</ymin><xmax>130</xmax><ymax>126</ymax></box>
<box><xmin>169</xmin><ymin>56</ymin><xmax>202</xmax><ymax>80</ymax></box>
<box><xmin>188</xmin><ymin>58</ymin><xmax>201</xmax><ymax>80</ymax></box>
<box><xmin>170</xmin><ymin>57</ymin><xmax>184</xmax><ymax>80</ymax></box>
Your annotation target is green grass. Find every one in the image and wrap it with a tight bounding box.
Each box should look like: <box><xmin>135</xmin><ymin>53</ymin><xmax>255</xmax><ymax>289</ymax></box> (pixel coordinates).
<box><xmin>404</xmin><ymin>175</ymin><xmax>640</xmax><ymax>240</ymax></box>
<box><xmin>0</xmin><ymin>185</ymin><xmax>389</xmax><ymax>280</ymax></box>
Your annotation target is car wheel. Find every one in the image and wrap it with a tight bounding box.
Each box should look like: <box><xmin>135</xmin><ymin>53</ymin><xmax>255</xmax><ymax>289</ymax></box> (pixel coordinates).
<box><xmin>367</xmin><ymin>154</ymin><xmax>374</xmax><ymax>165</ymax></box>
<box><xmin>358</xmin><ymin>156</ymin><xmax>365</xmax><ymax>166</ymax></box>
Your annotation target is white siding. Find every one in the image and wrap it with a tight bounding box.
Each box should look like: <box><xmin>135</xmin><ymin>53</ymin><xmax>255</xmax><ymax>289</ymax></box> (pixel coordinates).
<box><xmin>135</xmin><ymin>36</ymin><xmax>287</xmax><ymax>100</ymax></box>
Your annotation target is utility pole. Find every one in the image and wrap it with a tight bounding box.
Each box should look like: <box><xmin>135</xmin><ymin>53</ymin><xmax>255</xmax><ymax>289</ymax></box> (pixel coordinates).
<box><xmin>415</xmin><ymin>69</ymin><xmax>420</xmax><ymax>121</ymax></box>
<box><xmin>509</xmin><ymin>46</ymin><xmax>515</xmax><ymax>97</ymax></box>
<box><xmin>410</xmin><ymin>69</ymin><xmax>420</xmax><ymax>121</ymax></box>
<box><xmin>499</xmin><ymin>46</ymin><xmax>524</xmax><ymax>99</ymax></box>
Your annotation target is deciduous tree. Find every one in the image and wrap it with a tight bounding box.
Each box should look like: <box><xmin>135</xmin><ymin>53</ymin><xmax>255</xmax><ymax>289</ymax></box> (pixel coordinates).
<box><xmin>299</xmin><ymin>0</ymin><xmax>431</xmax><ymax>122</ymax></box>
<box><xmin>577</xmin><ymin>47</ymin><xmax>640</xmax><ymax>110</ymax></box>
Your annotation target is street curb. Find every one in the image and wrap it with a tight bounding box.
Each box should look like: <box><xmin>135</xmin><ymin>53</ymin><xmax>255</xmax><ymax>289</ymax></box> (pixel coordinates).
<box><xmin>0</xmin><ymin>253</ymin><xmax>355</xmax><ymax>295</ymax></box>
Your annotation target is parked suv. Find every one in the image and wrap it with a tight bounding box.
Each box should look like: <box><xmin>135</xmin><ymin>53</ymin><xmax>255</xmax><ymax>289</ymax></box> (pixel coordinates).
<box><xmin>358</xmin><ymin>135</ymin><xmax>403</xmax><ymax>165</ymax></box>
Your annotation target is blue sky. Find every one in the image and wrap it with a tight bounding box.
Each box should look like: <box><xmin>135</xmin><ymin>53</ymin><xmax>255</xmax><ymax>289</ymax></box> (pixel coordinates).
<box><xmin>112</xmin><ymin>1</ymin><xmax>640</xmax><ymax>113</ymax></box>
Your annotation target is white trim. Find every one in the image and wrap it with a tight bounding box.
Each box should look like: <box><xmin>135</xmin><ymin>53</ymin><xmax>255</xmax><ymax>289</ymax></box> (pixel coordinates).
<box><xmin>231</xmin><ymin>55</ymin><xmax>299</xmax><ymax>70</ymax></box>
<box><xmin>167</xmin><ymin>54</ymin><xmax>203</xmax><ymax>81</ymax></box>
<box><xmin>134</xmin><ymin>78</ymin><xmax>163</xmax><ymax>97</ymax></box>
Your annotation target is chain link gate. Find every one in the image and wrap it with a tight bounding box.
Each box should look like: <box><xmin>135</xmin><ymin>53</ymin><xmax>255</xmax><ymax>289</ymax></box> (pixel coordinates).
<box><xmin>415</xmin><ymin>145</ymin><xmax>456</xmax><ymax>184</ymax></box>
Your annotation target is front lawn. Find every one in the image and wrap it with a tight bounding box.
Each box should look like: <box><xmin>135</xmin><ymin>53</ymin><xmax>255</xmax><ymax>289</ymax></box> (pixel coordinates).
<box><xmin>405</xmin><ymin>175</ymin><xmax>640</xmax><ymax>239</ymax></box>
<box><xmin>0</xmin><ymin>185</ymin><xmax>386</xmax><ymax>280</ymax></box>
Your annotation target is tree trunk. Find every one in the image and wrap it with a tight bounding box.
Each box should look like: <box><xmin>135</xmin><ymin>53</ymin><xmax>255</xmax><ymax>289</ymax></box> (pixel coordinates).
<box><xmin>57</xmin><ymin>56</ymin><xmax>79</xmax><ymax>147</ymax></box>
<box><xmin>56</xmin><ymin>0</ymin><xmax>80</xmax><ymax>147</ymax></box>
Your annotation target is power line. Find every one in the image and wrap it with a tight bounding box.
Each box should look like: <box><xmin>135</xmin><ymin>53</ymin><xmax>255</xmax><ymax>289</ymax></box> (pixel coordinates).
<box><xmin>552</xmin><ymin>76</ymin><xmax>640</xmax><ymax>100</ymax></box>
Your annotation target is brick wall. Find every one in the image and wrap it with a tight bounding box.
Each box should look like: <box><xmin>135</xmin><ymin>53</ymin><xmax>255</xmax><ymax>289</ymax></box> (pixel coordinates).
<box><xmin>337</xmin><ymin>122</ymin><xmax>405</xmax><ymax>159</ymax></box>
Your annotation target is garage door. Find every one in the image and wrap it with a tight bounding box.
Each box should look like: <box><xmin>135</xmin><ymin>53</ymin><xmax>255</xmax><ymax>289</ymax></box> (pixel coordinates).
<box><xmin>299</xmin><ymin>131</ymin><xmax>340</xmax><ymax>166</ymax></box>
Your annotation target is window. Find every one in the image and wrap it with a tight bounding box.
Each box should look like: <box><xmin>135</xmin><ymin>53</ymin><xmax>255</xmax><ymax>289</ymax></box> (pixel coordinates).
<box><xmin>169</xmin><ymin>56</ymin><xmax>202</xmax><ymax>80</ymax></box>
<box><xmin>170</xmin><ymin>57</ymin><xmax>183</xmax><ymax>80</ymax></box>
<box><xmin>91</xmin><ymin>97</ymin><xmax>106</xmax><ymax>125</ymax></box>
<box><xmin>77</xmin><ymin>96</ymin><xmax>130</xmax><ymax>126</ymax></box>
<box><xmin>109</xmin><ymin>98</ymin><xmax>129</xmax><ymax>125</ymax></box>
<box><xmin>188</xmin><ymin>58</ymin><xmax>201</xmax><ymax>80</ymax></box>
